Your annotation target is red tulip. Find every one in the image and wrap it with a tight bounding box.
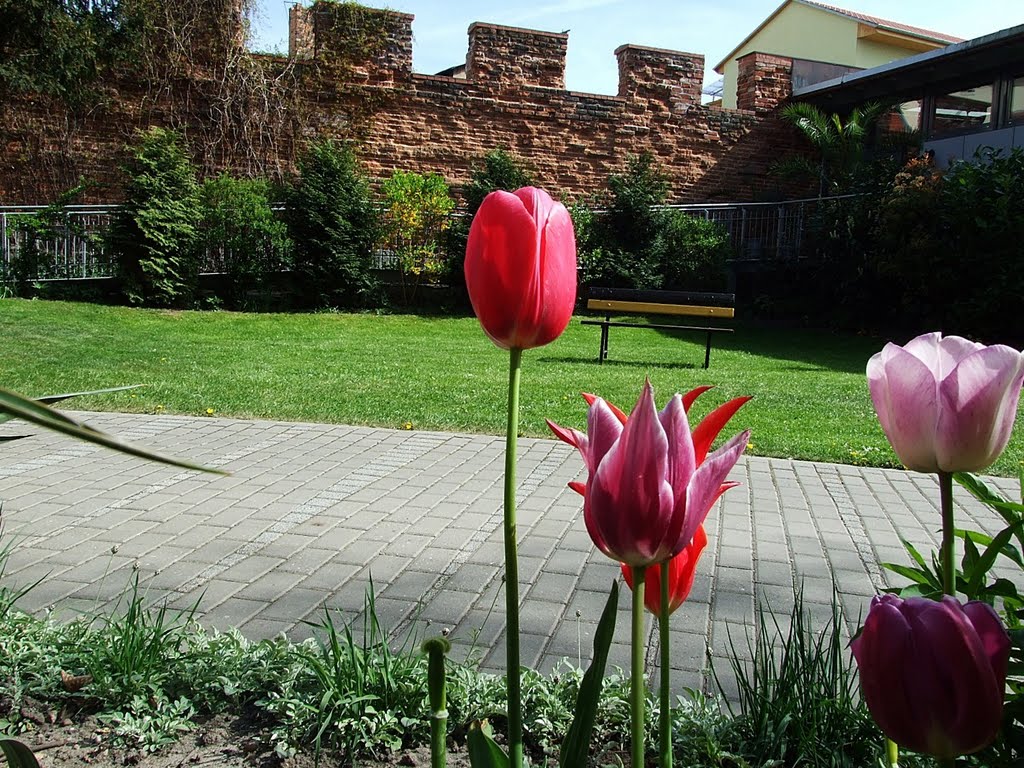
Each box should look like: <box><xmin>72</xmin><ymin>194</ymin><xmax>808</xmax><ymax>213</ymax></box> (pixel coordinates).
<box><xmin>621</xmin><ymin>525</ymin><xmax>708</xmax><ymax>616</ymax></box>
<box><xmin>867</xmin><ymin>332</ymin><xmax>1024</xmax><ymax>472</ymax></box>
<box><xmin>851</xmin><ymin>594</ymin><xmax>1010</xmax><ymax>760</ymax></box>
<box><xmin>464</xmin><ymin>187</ymin><xmax>577</xmax><ymax>350</ymax></box>
<box><xmin>547</xmin><ymin>380</ymin><xmax>749</xmax><ymax>568</ymax></box>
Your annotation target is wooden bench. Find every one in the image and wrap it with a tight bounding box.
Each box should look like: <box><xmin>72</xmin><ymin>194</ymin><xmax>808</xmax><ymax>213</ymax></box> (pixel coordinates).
<box><xmin>580</xmin><ymin>287</ymin><xmax>735</xmax><ymax>369</ymax></box>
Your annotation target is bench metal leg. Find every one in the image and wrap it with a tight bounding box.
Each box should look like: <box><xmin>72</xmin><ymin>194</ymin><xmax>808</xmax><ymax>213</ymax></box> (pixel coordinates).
<box><xmin>704</xmin><ymin>331</ymin><xmax>712</xmax><ymax>369</ymax></box>
<box><xmin>599</xmin><ymin>321</ymin><xmax>609</xmax><ymax>364</ymax></box>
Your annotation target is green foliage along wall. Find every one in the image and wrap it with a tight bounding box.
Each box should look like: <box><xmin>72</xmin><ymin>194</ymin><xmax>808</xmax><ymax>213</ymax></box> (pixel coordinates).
<box><xmin>108</xmin><ymin>127</ymin><xmax>202</xmax><ymax>308</ymax></box>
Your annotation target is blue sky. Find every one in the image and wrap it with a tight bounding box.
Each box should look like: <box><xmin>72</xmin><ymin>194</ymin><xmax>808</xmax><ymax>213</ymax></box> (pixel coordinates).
<box><xmin>249</xmin><ymin>0</ymin><xmax>1024</xmax><ymax>93</ymax></box>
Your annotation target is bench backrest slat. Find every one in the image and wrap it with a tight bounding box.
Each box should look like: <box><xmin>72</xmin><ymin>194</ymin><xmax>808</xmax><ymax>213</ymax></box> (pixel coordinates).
<box><xmin>588</xmin><ymin>287</ymin><xmax>735</xmax><ymax>307</ymax></box>
<box><xmin>587</xmin><ymin>299</ymin><xmax>735</xmax><ymax>319</ymax></box>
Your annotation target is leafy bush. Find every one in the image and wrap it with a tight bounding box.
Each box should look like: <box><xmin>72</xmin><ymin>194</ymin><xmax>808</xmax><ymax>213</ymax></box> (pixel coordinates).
<box><xmin>802</xmin><ymin>148</ymin><xmax>1024</xmax><ymax>341</ymax></box>
<box><xmin>199</xmin><ymin>174</ymin><xmax>291</xmax><ymax>309</ymax></box>
<box><xmin>108</xmin><ymin>127</ymin><xmax>202</xmax><ymax>307</ymax></box>
<box><xmin>380</xmin><ymin>170</ymin><xmax>455</xmax><ymax>305</ymax></box>
<box><xmin>576</xmin><ymin>153</ymin><xmax>669</xmax><ymax>291</ymax></box>
<box><xmin>446</xmin><ymin>148</ymin><xmax>534</xmax><ymax>298</ymax></box>
<box><xmin>578</xmin><ymin>154</ymin><xmax>731</xmax><ymax>292</ymax></box>
<box><xmin>286</xmin><ymin>139</ymin><xmax>380</xmax><ymax>309</ymax></box>
<box><xmin>652</xmin><ymin>211</ymin><xmax>732</xmax><ymax>291</ymax></box>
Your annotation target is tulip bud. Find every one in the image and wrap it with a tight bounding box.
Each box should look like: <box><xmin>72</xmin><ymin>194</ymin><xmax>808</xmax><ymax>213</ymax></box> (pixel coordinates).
<box><xmin>465</xmin><ymin>187</ymin><xmax>577</xmax><ymax>350</ymax></box>
<box><xmin>851</xmin><ymin>594</ymin><xmax>1010</xmax><ymax>760</ymax></box>
<box><xmin>867</xmin><ymin>332</ymin><xmax>1024</xmax><ymax>473</ymax></box>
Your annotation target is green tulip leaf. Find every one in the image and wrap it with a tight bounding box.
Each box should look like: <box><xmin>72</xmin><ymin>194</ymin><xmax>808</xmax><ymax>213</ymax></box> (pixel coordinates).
<box><xmin>955</xmin><ymin>472</ymin><xmax>1024</xmax><ymax>551</ymax></box>
<box><xmin>559</xmin><ymin>580</ymin><xmax>619</xmax><ymax>768</ymax></box>
<box><xmin>0</xmin><ymin>738</ymin><xmax>43</xmax><ymax>768</ymax></box>
<box><xmin>466</xmin><ymin>721</ymin><xmax>509</xmax><ymax>768</ymax></box>
<box><xmin>880</xmin><ymin>561</ymin><xmax>939</xmax><ymax>588</ymax></box>
<box><xmin>0</xmin><ymin>387</ymin><xmax>226</xmax><ymax>475</ymax></box>
<box><xmin>0</xmin><ymin>385</ymin><xmax>141</xmax><ymax>428</ymax></box>
<box><xmin>967</xmin><ymin>519</ymin><xmax>1024</xmax><ymax>597</ymax></box>
<box><xmin>955</xmin><ymin>527</ymin><xmax>1024</xmax><ymax>569</ymax></box>
<box><xmin>898</xmin><ymin>537</ymin><xmax>929</xmax><ymax>570</ymax></box>
<box><xmin>962</xmin><ymin>534</ymin><xmax>982</xmax><ymax>584</ymax></box>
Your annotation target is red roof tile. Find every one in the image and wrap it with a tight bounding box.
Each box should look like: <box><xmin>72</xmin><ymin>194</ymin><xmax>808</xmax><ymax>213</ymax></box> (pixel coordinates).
<box><xmin>804</xmin><ymin>1</ymin><xmax>964</xmax><ymax>44</ymax></box>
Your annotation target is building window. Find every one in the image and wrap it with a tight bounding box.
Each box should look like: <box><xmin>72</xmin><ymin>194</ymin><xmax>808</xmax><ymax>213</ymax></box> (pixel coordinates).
<box><xmin>1011</xmin><ymin>77</ymin><xmax>1024</xmax><ymax>124</ymax></box>
<box><xmin>930</xmin><ymin>83</ymin><xmax>994</xmax><ymax>137</ymax></box>
<box><xmin>896</xmin><ymin>100</ymin><xmax>922</xmax><ymax>132</ymax></box>
<box><xmin>791</xmin><ymin>59</ymin><xmax>860</xmax><ymax>91</ymax></box>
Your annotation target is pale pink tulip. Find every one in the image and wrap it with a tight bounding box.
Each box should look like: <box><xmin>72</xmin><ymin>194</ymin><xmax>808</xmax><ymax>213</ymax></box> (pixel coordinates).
<box><xmin>867</xmin><ymin>332</ymin><xmax>1024</xmax><ymax>472</ymax></box>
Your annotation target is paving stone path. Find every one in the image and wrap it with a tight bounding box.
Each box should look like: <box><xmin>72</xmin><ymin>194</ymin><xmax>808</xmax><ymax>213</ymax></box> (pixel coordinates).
<box><xmin>1</xmin><ymin>411</ymin><xmax>1017</xmax><ymax>697</ymax></box>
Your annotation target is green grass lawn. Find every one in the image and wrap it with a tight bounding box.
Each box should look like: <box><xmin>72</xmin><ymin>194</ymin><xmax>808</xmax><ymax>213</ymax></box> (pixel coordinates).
<box><xmin>2</xmin><ymin>298</ymin><xmax>1023</xmax><ymax>476</ymax></box>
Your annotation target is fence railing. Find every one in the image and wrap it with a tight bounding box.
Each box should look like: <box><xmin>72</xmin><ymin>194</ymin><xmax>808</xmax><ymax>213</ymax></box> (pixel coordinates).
<box><xmin>0</xmin><ymin>196</ymin><xmax>856</xmax><ymax>283</ymax></box>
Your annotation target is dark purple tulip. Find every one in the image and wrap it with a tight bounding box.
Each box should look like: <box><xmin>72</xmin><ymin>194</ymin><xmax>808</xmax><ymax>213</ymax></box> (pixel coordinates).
<box><xmin>851</xmin><ymin>594</ymin><xmax>1010</xmax><ymax>759</ymax></box>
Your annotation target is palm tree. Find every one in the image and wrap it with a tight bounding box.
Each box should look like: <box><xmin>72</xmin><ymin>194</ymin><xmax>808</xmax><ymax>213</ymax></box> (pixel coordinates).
<box><xmin>776</xmin><ymin>101</ymin><xmax>891</xmax><ymax>195</ymax></box>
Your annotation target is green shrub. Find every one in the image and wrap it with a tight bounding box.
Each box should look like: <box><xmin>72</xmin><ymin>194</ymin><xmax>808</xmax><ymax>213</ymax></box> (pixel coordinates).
<box><xmin>199</xmin><ymin>174</ymin><xmax>291</xmax><ymax>309</ymax></box>
<box><xmin>576</xmin><ymin>153</ymin><xmax>668</xmax><ymax>291</ymax></box>
<box><xmin>108</xmin><ymin>127</ymin><xmax>202</xmax><ymax>307</ymax></box>
<box><xmin>380</xmin><ymin>170</ymin><xmax>455</xmax><ymax>306</ymax></box>
<box><xmin>653</xmin><ymin>212</ymin><xmax>732</xmax><ymax>291</ymax></box>
<box><xmin>286</xmin><ymin>140</ymin><xmax>380</xmax><ymax>309</ymax></box>
<box><xmin>446</xmin><ymin>148</ymin><xmax>534</xmax><ymax>299</ymax></box>
<box><xmin>824</xmin><ymin>147</ymin><xmax>1024</xmax><ymax>342</ymax></box>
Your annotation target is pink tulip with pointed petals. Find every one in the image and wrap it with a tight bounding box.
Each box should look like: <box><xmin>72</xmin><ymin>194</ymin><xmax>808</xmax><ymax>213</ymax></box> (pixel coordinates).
<box><xmin>867</xmin><ymin>332</ymin><xmax>1024</xmax><ymax>473</ymax></box>
<box><xmin>851</xmin><ymin>594</ymin><xmax>1010</xmax><ymax>759</ymax></box>
<box><xmin>548</xmin><ymin>380</ymin><xmax>749</xmax><ymax>567</ymax></box>
<box><xmin>464</xmin><ymin>187</ymin><xmax>577</xmax><ymax>350</ymax></box>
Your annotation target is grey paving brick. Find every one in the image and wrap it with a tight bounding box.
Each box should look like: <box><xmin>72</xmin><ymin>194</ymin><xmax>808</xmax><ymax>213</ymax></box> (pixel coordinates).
<box><xmin>6</xmin><ymin>411</ymin><xmax>1019</xmax><ymax>699</ymax></box>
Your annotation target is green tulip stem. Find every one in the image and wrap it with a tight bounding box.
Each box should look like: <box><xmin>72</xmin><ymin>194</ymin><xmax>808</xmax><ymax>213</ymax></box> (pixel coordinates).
<box><xmin>504</xmin><ymin>346</ymin><xmax>524</xmax><ymax>768</ymax></box>
<box><xmin>423</xmin><ymin>636</ymin><xmax>450</xmax><ymax>768</ymax></box>
<box><xmin>885</xmin><ymin>737</ymin><xmax>898</xmax><ymax>768</ymax></box>
<box><xmin>659</xmin><ymin>564</ymin><xmax>672</xmax><ymax>768</ymax></box>
<box><xmin>939</xmin><ymin>471</ymin><xmax>955</xmax><ymax>596</ymax></box>
<box><xmin>631</xmin><ymin>564</ymin><xmax>648</xmax><ymax>768</ymax></box>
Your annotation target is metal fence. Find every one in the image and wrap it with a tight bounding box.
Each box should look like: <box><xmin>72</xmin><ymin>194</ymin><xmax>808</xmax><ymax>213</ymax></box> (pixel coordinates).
<box><xmin>0</xmin><ymin>196</ymin><xmax>854</xmax><ymax>283</ymax></box>
<box><xmin>662</xmin><ymin>195</ymin><xmax>862</xmax><ymax>263</ymax></box>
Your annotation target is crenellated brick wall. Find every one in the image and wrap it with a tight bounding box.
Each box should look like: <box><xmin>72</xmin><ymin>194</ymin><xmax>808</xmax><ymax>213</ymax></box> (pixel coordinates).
<box><xmin>466</xmin><ymin>24</ymin><xmax>567</xmax><ymax>89</ymax></box>
<box><xmin>736</xmin><ymin>52</ymin><xmax>794</xmax><ymax>113</ymax></box>
<box><xmin>0</xmin><ymin>1</ymin><xmax>802</xmax><ymax>205</ymax></box>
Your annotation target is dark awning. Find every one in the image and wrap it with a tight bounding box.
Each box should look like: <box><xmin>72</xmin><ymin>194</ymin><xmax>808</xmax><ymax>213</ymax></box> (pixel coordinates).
<box><xmin>792</xmin><ymin>24</ymin><xmax>1024</xmax><ymax>112</ymax></box>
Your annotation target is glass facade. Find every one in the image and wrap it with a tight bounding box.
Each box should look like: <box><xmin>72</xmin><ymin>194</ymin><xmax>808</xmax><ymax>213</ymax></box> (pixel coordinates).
<box><xmin>1011</xmin><ymin>77</ymin><xmax>1024</xmax><ymax>124</ymax></box>
<box><xmin>930</xmin><ymin>83</ymin><xmax>994</xmax><ymax>137</ymax></box>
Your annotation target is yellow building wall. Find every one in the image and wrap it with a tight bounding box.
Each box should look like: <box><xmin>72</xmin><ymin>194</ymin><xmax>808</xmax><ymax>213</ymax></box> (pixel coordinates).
<box><xmin>721</xmin><ymin>1</ymin><xmax>934</xmax><ymax>109</ymax></box>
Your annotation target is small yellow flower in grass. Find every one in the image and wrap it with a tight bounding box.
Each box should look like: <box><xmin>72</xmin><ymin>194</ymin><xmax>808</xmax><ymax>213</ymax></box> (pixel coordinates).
<box><xmin>205</xmin><ymin>408</ymin><xmax>215</xmax><ymax>416</ymax></box>
<box><xmin>402</xmin><ymin>421</ymin><xmax>413</xmax><ymax>430</ymax></box>
<box><xmin>156</xmin><ymin>405</ymin><xmax>164</xmax><ymax>412</ymax></box>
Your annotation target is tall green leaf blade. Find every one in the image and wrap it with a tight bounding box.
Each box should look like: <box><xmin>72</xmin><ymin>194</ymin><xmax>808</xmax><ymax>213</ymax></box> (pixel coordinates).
<box><xmin>0</xmin><ymin>385</ymin><xmax>141</xmax><ymax>426</ymax></box>
<box><xmin>467</xmin><ymin>721</ymin><xmax>509</xmax><ymax>768</ymax></box>
<box><xmin>0</xmin><ymin>738</ymin><xmax>43</xmax><ymax>768</ymax></box>
<box><xmin>0</xmin><ymin>388</ymin><xmax>225</xmax><ymax>475</ymax></box>
<box><xmin>559</xmin><ymin>580</ymin><xmax>619</xmax><ymax>768</ymax></box>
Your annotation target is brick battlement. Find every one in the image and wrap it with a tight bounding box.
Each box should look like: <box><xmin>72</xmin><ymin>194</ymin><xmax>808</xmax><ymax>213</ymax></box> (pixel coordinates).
<box><xmin>0</xmin><ymin>1</ymin><xmax>801</xmax><ymax>204</ymax></box>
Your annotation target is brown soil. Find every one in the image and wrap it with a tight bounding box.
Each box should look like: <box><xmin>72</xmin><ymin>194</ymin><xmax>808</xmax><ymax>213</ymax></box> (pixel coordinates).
<box><xmin>10</xmin><ymin>711</ymin><xmax>473</xmax><ymax>768</ymax></box>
